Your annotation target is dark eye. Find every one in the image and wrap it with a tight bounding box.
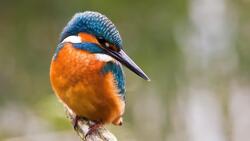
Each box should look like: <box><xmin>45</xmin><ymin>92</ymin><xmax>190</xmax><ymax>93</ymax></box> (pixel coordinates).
<box><xmin>97</xmin><ymin>37</ymin><xmax>119</xmax><ymax>52</ymax></box>
<box><xmin>97</xmin><ymin>37</ymin><xmax>106</xmax><ymax>45</ymax></box>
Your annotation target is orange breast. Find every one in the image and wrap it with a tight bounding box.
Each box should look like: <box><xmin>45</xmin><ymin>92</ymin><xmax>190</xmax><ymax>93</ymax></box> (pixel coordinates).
<box><xmin>50</xmin><ymin>43</ymin><xmax>124</xmax><ymax>125</ymax></box>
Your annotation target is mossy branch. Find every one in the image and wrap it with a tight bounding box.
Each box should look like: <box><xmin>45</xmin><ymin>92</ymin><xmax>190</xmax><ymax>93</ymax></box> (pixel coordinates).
<box><xmin>64</xmin><ymin>106</ymin><xmax>117</xmax><ymax>141</ymax></box>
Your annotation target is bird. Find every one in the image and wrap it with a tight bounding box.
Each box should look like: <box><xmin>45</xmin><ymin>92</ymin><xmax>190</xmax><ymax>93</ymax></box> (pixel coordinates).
<box><xmin>50</xmin><ymin>11</ymin><xmax>150</xmax><ymax>135</ymax></box>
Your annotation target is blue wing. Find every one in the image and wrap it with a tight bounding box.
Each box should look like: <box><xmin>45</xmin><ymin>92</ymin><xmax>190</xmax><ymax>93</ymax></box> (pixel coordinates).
<box><xmin>102</xmin><ymin>61</ymin><xmax>125</xmax><ymax>101</ymax></box>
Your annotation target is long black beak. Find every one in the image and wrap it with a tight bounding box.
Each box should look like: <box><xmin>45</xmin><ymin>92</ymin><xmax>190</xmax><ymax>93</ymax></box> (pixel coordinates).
<box><xmin>103</xmin><ymin>48</ymin><xmax>150</xmax><ymax>81</ymax></box>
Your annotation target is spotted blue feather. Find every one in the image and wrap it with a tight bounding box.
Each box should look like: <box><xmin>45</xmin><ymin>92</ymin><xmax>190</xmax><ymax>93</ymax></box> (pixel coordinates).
<box><xmin>60</xmin><ymin>11</ymin><xmax>123</xmax><ymax>49</ymax></box>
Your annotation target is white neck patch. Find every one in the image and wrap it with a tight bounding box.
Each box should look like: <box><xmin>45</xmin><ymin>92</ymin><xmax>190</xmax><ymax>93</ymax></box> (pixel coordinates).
<box><xmin>62</xmin><ymin>35</ymin><xmax>82</xmax><ymax>43</ymax></box>
<box><xmin>95</xmin><ymin>53</ymin><xmax>115</xmax><ymax>62</ymax></box>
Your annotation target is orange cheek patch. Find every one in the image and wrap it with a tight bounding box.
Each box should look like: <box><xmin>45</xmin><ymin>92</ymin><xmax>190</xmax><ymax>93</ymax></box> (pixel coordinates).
<box><xmin>78</xmin><ymin>32</ymin><xmax>100</xmax><ymax>44</ymax></box>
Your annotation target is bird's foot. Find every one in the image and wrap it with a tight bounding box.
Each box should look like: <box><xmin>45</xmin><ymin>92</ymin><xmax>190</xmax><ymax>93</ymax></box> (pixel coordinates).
<box><xmin>72</xmin><ymin>115</ymin><xmax>88</xmax><ymax>130</ymax></box>
<box><xmin>85</xmin><ymin>121</ymin><xmax>103</xmax><ymax>139</ymax></box>
<box><xmin>72</xmin><ymin>115</ymin><xmax>80</xmax><ymax>129</ymax></box>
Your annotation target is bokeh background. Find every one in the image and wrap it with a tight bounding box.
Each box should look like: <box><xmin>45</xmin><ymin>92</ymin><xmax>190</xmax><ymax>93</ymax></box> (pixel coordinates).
<box><xmin>0</xmin><ymin>0</ymin><xmax>250</xmax><ymax>141</ymax></box>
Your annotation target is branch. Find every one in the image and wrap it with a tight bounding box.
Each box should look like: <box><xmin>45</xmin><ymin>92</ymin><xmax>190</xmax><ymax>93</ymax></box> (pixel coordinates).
<box><xmin>64</xmin><ymin>106</ymin><xmax>118</xmax><ymax>141</ymax></box>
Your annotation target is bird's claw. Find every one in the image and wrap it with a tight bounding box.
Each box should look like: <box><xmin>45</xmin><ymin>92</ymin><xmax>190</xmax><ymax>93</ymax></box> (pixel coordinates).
<box><xmin>72</xmin><ymin>115</ymin><xmax>80</xmax><ymax>130</ymax></box>
<box><xmin>85</xmin><ymin>122</ymin><xmax>102</xmax><ymax>139</ymax></box>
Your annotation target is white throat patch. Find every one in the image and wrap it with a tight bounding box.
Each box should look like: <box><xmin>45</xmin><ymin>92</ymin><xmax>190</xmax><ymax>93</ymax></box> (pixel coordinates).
<box><xmin>95</xmin><ymin>53</ymin><xmax>115</xmax><ymax>62</ymax></box>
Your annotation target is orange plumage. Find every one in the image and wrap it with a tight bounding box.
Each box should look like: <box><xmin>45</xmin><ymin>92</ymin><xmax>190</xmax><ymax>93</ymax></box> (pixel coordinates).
<box><xmin>50</xmin><ymin>41</ymin><xmax>124</xmax><ymax>125</ymax></box>
<box><xmin>50</xmin><ymin>12</ymin><xmax>149</xmax><ymax>133</ymax></box>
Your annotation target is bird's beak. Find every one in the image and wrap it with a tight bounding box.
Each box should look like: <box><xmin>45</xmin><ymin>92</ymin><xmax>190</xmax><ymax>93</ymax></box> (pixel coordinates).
<box><xmin>103</xmin><ymin>48</ymin><xmax>150</xmax><ymax>81</ymax></box>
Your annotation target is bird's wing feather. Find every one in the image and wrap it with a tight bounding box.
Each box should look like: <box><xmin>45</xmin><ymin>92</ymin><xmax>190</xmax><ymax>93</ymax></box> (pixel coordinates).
<box><xmin>102</xmin><ymin>61</ymin><xmax>125</xmax><ymax>101</ymax></box>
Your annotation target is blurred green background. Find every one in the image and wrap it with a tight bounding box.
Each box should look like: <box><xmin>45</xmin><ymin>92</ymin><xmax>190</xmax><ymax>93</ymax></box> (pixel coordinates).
<box><xmin>0</xmin><ymin>0</ymin><xmax>250</xmax><ymax>141</ymax></box>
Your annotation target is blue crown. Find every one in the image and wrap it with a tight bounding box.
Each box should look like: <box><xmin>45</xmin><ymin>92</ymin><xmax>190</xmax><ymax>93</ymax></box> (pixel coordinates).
<box><xmin>60</xmin><ymin>11</ymin><xmax>123</xmax><ymax>48</ymax></box>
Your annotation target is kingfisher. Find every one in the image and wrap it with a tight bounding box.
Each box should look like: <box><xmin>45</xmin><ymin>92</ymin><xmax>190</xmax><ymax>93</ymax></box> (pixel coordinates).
<box><xmin>50</xmin><ymin>11</ymin><xmax>150</xmax><ymax>135</ymax></box>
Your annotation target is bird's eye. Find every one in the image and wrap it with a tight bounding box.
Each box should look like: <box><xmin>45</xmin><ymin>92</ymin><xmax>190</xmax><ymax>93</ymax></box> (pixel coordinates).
<box><xmin>97</xmin><ymin>37</ymin><xmax>119</xmax><ymax>52</ymax></box>
<box><xmin>97</xmin><ymin>37</ymin><xmax>106</xmax><ymax>45</ymax></box>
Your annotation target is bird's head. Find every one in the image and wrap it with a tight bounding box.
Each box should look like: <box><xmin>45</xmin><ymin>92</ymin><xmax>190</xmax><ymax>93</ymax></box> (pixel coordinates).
<box><xmin>59</xmin><ymin>11</ymin><xmax>150</xmax><ymax>81</ymax></box>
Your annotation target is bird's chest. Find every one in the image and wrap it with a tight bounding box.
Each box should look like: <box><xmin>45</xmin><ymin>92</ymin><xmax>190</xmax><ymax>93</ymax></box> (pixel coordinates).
<box><xmin>50</xmin><ymin>44</ymin><xmax>123</xmax><ymax>123</ymax></box>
